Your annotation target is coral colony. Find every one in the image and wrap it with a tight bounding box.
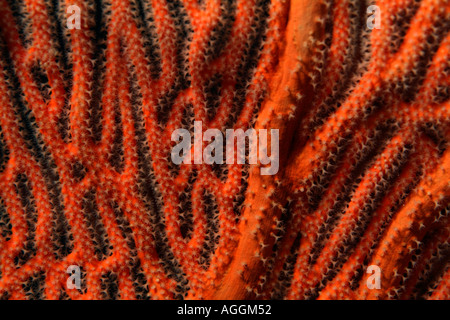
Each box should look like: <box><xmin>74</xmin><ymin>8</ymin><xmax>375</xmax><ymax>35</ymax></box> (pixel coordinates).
<box><xmin>0</xmin><ymin>0</ymin><xmax>448</xmax><ymax>300</ymax></box>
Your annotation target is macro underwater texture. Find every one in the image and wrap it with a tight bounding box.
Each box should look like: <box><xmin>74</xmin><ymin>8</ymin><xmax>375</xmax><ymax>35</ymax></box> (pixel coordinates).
<box><xmin>0</xmin><ymin>0</ymin><xmax>448</xmax><ymax>300</ymax></box>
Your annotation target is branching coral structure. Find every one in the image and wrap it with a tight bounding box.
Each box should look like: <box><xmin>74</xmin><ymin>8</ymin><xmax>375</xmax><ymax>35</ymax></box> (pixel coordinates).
<box><xmin>0</xmin><ymin>0</ymin><xmax>448</xmax><ymax>300</ymax></box>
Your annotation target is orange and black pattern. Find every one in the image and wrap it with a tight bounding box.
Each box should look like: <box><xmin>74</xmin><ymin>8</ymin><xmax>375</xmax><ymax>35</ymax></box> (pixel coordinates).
<box><xmin>0</xmin><ymin>0</ymin><xmax>448</xmax><ymax>300</ymax></box>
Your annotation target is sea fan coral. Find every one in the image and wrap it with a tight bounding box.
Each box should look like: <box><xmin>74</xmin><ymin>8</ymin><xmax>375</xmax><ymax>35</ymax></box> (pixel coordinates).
<box><xmin>0</xmin><ymin>0</ymin><xmax>448</xmax><ymax>300</ymax></box>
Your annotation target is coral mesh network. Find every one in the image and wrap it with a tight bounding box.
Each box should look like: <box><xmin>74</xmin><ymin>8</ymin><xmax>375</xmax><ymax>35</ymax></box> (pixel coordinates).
<box><xmin>0</xmin><ymin>0</ymin><xmax>448</xmax><ymax>300</ymax></box>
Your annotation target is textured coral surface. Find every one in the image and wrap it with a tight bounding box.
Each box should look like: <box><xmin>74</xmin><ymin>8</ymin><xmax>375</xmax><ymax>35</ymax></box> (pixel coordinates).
<box><xmin>0</xmin><ymin>0</ymin><xmax>448</xmax><ymax>300</ymax></box>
